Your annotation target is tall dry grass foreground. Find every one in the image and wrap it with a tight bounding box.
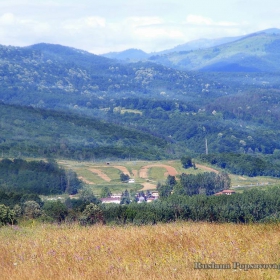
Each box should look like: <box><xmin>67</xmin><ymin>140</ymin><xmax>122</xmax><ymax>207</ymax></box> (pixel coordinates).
<box><xmin>1</xmin><ymin>222</ymin><xmax>280</xmax><ymax>280</ymax></box>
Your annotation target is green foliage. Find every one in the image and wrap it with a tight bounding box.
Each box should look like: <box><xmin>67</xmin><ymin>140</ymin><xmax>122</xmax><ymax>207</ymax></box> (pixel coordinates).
<box><xmin>200</xmin><ymin>153</ymin><xmax>280</xmax><ymax>177</ymax></box>
<box><xmin>157</xmin><ymin>182</ymin><xmax>173</xmax><ymax>198</ymax></box>
<box><xmin>166</xmin><ymin>175</ymin><xmax>177</xmax><ymax>186</ymax></box>
<box><xmin>120</xmin><ymin>189</ymin><xmax>130</xmax><ymax>205</ymax></box>
<box><xmin>100</xmin><ymin>186</ymin><xmax>112</xmax><ymax>198</ymax></box>
<box><xmin>0</xmin><ymin>103</ymin><xmax>169</xmax><ymax>161</ymax></box>
<box><xmin>23</xmin><ymin>201</ymin><xmax>41</xmax><ymax>219</ymax></box>
<box><xmin>178</xmin><ymin>172</ymin><xmax>231</xmax><ymax>196</ymax></box>
<box><xmin>0</xmin><ymin>158</ymin><xmax>82</xmax><ymax>195</ymax></box>
<box><xmin>80</xmin><ymin>203</ymin><xmax>104</xmax><ymax>225</ymax></box>
<box><xmin>181</xmin><ymin>156</ymin><xmax>193</xmax><ymax>169</ymax></box>
<box><xmin>42</xmin><ymin>200</ymin><xmax>68</xmax><ymax>222</ymax></box>
<box><xmin>120</xmin><ymin>173</ymin><xmax>130</xmax><ymax>182</ymax></box>
<box><xmin>0</xmin><ymin>190</ymin><xmax>40</xmax><ymax>208</ymax></box>
<box><xmin>101</xmin><ymin>186</ymin><xmax>280</xmax><ymax>224</ymax></box>
<box><xmin>0</xmin><ymin>204</ymin><xmax>15</xmax><ymax>225</ymax></box>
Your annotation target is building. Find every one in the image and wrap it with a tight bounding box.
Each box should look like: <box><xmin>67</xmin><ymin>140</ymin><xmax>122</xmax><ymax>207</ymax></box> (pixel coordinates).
<box><xmin>214</xmin><ymin>189</ymin><xmax>236</xmax><ymax>196</ymax></box>
<box><xmin>100</xmin><ymin>197</ymin><xmax>121</xmax><ymax>204</ymax></box>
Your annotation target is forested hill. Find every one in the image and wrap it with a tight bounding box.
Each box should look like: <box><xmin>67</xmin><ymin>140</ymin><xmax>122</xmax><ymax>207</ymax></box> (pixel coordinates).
<box><xmin>1</xmin><ymin>42</ymin><xmax>273</xmax><ymax>110</ymax></box>
<box><xmin>0</xmin><ymin>103</ymin><xmax>170</xmax><ymax>160</ymax></box>
<box><xmin>1</xmin><ymin>40</ymin><xmax>280</xmax><ymax>158</ymax></box>
<box><xmin>0</xmin><ymin>43</ymin><xmax>215</xmax><ymax>108</ymax></box>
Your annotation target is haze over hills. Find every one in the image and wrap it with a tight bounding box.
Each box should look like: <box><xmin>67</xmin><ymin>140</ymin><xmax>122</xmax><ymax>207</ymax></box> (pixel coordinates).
<box><xmin>149</xmin><ymin>29</ymin><xmax>280</xmax><ymax>72</ymax></box>
<box><xmin>102</xmin><ymin>48</ymin><xmax>150</xmax><ymax>61</ymax></box>
<box><xmin>101</xmin><ymin>35</ymin><xmax>245</xmax><ymax>61</ymax></box>
<box><xmin>1</xmin><ymin>28</ymin><xmax>280</xmax><ymax>160</ymax></box>
<box><xmin>101</xmin><ymin>28</ymin><xmax>280</xmax><ymax>72</ymax></box>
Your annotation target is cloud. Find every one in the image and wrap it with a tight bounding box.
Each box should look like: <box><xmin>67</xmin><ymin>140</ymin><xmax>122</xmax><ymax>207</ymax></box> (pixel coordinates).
<box><xmin>0</xmin><ymin>1</ymin><xmax>278</xmax><ymax>54</ymax></box>
<box><xmin>185</xmin><ymin>14</ymin><xmax>238</xmax><ymax>27</ymax></box>
<box><xmin>0</xmin><ymin>13</ymin><xmax>16</xmax><ymax>25</ymax></box>
<box><xmin>61</xmin><ymin>16</ymin><xmax>106</xmax><ymax>32</ymax></box>
<box><xmin>186</xmin><ymin>15</ymin><xmax>213</xmax><ymax>25</ymax></box>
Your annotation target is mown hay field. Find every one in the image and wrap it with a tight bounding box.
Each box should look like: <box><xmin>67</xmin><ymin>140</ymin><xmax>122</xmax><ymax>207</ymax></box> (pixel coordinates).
<box><xmin>56</xmin><ymin>159</ymin><xmax>280</xmax><ymax>196</ymax></box>
<box><xmin>1</xmin><ymin>222</ymin><xmax>280</xmax><ymax>280</ymax></box>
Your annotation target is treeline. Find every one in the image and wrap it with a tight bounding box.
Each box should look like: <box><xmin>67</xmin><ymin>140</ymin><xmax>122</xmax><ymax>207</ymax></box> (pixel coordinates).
<box><xmin>102</xmin><ymin>187</ymin><xmax>280</xmax><ymax>224</ymax></box>
<box><xmin>3</xmin><ymin>187</ymin><xmax>280</xmax><ymax>226</ymax></box>
<box><xmin>157</xmin><ymin>172</ymin><xmax>231</xmax><ymax>197</ymax></box>
<box><xmin>200</xmin><ymin>153</ymin><xmax>280</xmax><ymax>177</ymax></box>
<box><xmin>0</xmin><ymin>158</ymin><xmax>82</xmax><ymax>195</ymax></box>
<box><xmin>0</xmin><ymin>188</ymin><xmax>100</xmax><ymax>225</ymax></box>
<box><xmin>176</xmin><ymin>172</ymin><xmax>231</xmax><ymax>196</ymax></box>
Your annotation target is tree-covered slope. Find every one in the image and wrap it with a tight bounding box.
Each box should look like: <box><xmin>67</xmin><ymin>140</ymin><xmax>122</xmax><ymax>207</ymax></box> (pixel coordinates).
<box><xmin>1</xmin><ymin>39</ymin><xmax>280</xmax><ymax>159</ymax></box>
<box><xmin>0</xmin><ymin>103</ymin><xmax>170</xmax><ymax>160</ymax></box>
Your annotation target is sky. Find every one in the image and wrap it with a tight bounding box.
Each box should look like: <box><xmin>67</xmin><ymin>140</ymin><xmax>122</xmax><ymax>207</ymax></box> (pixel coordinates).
<box><xmin>0</xmin><ymin>0</ymin><xmax>279</xmax><ymax>54</ymax></box>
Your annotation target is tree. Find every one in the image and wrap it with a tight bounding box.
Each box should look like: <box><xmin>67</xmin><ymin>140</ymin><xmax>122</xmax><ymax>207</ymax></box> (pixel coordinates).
<box><xmin>78</xmin><ymin>188</ymin><xmax>100</xmax><ymax>204</ymax></box>
<box><xmin>43</xmin><ymin>200</ymin><xmax>68</xmax><ymax>222</ymax></box>
<box><xmin>157</xmin><ymin>183</ymin><xmax>172</xmax><ymax>198</ymax></box>
<box><xmin>120</xmin><ymin>172</ymin><xmax>130</xmax><ymax>182</ymax></box>
<box><xmin>23</xmin><ymin>201</ymin><xmax>41</xmax><ymax>219</ymax></box>
<box><xmin>80</xmin><ymin>203</ymin><xmax>104</xmax><ymax>225</ymax></box>
<box><xmin>13</xmin><ymin>204</ymin><xmax>22</xmax><ymax>218</ymax></box>
<box><xmin>0</xmin><ymin>204</ymin><xmax>15</xmax><ymax>225</ymax></box>
<box><xmin>120</xmin><ymin>189</ymin><xmax>130</xmax><ymax>204</ymax></box>
<box><xmin>100</xmin><ymin>186</ymin><xmax>112</xmax><ymax>198</ymax></box>
<box><xmin>166</xmin><ymin>175</ymin><xmax>177</xmax><ymax>187</ymax></box>
<box><xmin>181</xmin><ymin>156</ymin><xmax>193</xmax><ymax>169</ymax></box>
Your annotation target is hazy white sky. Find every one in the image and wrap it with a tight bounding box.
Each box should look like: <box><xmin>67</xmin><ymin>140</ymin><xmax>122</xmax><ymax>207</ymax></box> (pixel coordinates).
<box><xmin>0</xmin><ymin>0</ymin><xmax>279</xmax><ymax>54</ymax></box>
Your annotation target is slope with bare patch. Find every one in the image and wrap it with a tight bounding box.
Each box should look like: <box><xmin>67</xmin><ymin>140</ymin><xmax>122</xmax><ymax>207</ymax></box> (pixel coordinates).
<box><xmin>141</xmin><ymin>182</ymin><xmax>157</xmax><ymax>190</ymax></box>
<box><xmin>112</xmin><ymin>166</ymin><xmax>131</xmax><ymax>176</ymax></box>
<box><xmin>88</xmin><ymin>168</ymin><xmax>111</xmax><ymax>182</ymax></box>
<box><xmin>139</xmin><ymin>164</ymin><xmax>178</xmax><ymax>179</ymax></box>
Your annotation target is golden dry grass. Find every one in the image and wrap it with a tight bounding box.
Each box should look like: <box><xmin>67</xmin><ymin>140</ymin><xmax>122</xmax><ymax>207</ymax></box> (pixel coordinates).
<box><xmin>1</xmin><ymin>222</ymin><xmax>280</xmax><ymax>280</ymax></box>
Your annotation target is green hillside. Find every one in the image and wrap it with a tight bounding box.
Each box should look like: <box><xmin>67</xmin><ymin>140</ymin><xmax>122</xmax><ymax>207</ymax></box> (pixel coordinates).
<box><xmin>1</xmin><ymin>36</ymin><xmax>280</xmax><ymax>159</ymax></box>
<box><xmin>0</xmin><ymin>103</ymin><xmax>170</xmax><ymax>160</ymax></box>
<box><xmin>149</xmin><ymin>31</ymin><xmax>280</xmax><ymax>72</ymax></box>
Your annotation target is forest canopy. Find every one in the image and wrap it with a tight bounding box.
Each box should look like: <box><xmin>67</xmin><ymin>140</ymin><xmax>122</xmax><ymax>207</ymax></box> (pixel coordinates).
<box><xmin>0</xmin><ymin>158</ymin><xmax>82</xmax><ymax>195</ymax></box>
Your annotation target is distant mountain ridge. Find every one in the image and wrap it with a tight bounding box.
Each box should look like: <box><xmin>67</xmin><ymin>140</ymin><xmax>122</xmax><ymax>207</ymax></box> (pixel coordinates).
<box><xmin>149</xmin><ymin>28</ymin><xmax>280</xmax><ymax>72</ymax></box>
<box><xmin>102</xmin><ymin>48</ymin><xmax>149</xmax><ymax>61</ymax></box>
<box><xmin>100</xmin><ymin>28</ymin><xmax>280</xmax><ymax>72</ymax></box>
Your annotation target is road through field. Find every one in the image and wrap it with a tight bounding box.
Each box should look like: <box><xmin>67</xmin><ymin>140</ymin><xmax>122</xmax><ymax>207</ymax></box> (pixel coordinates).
<box><xmin>195</xmin><ymin>164</ymin><xmax>219</xmax><ymax>174</ymax></box>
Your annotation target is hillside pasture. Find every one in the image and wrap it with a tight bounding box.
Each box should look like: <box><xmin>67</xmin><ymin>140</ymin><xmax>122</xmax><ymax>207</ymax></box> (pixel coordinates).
<box><xmin>56</xmin><ymin>159</ymin><xmax>280</xmax><ymax>196</ymax></box>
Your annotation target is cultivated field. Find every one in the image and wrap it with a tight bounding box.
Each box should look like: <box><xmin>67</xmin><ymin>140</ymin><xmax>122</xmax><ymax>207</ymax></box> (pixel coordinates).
<box><xmin>57</xmin><ymin>159</ymin><xmax>280</xmax><ymax>196</ymax></box>
<box><xmin>1</xmin><ymin>222</ymin><xmax>280</xmax><ymax>280</ymax></box>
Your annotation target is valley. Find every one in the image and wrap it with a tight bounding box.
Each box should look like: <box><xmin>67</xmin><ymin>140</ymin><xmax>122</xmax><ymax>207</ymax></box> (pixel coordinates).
<box><xmin>1</xmin><ymin>1</ymin><xmax>280</xmax><ymax>278</ymax></box>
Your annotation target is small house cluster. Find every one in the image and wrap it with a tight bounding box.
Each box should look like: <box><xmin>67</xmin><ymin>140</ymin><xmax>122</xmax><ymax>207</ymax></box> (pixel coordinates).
<box><xmin>214</xmin><ymin>189</ymin><xmax>236</xmax><ymax>196</ymax></box>
<box><xmin>135</xmin><ymin>191</ymin><xmax>159</xmax><ymax>203</ymax></box>
<box><xmin>100</xmin><ymin>194</ymin><xmax>122</xmax><ymax>204</ymax></box>
<box><xmin>100</xmin><ymin>191</ymin><xmax>159</xmax><ymax>204</ymax></box>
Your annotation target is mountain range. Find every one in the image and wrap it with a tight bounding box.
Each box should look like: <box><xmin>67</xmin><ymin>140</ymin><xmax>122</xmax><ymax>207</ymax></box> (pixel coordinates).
<box><xmin>102</xmin><ymin>28</ymin><xmax>280</xmax><ymax>72</ymax></box>
<box><xmin>1</xmin><ymin>28</ymin><xmax>280</xmax><ymax>160</ymax></box>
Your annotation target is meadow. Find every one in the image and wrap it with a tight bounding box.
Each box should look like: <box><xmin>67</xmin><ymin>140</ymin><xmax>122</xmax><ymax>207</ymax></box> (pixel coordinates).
<box><xmin>55</xmin><ymin>159</ymin><xmax>280</xmax><ymax>196</ymax></box>
<box><xmin>1</xmin><ymin>222</ymin><xmax>280</xmax><ymax>280</ymax></box>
